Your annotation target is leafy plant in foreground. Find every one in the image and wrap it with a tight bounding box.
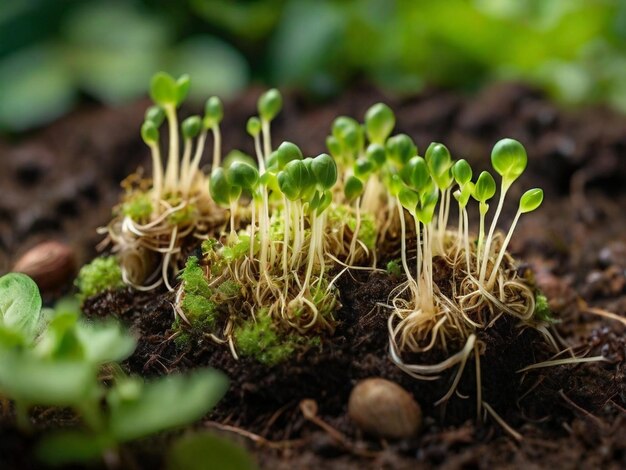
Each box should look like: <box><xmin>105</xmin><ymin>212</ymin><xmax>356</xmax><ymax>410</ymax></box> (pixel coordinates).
<box><xmin>0</xmin><ymin>273</ymin><xmax>232</xmax><ymax>466</ymax></box>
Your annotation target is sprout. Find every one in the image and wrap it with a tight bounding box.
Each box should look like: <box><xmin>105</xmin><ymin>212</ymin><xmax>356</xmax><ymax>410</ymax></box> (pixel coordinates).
<box><xmin>364</xmin><ymin>103</ymin><xmax>395</xmax><ymax>145</ymax></box>
<box><xmin>258</xmin><ymin>88</ymin><xmax>282</xmax><ymax>122</ymax></box>
<box><xmin>486</xmin><ymin>188</ymin><xmax>543</xmax><ymax>289</ymax></box>
<box><xmin>246</xmin><ymin>116</ymin><xmax>261</xmax><ymax>137</ymax></box>
<box><xmin>386</xmin><ymin>134</ymin><xmax>417</xmax><ymax>165</ymax></box>
<box><xmin>344</xmin><ymin>176</ymin><xmax>364</xmax><ymax>202</ymax></box>
<box><xmin>203</xmin><ymin>96</ymin><xmax>223</xmax><ymax>129</ymax></box>
<box><xmin>452</xmin><ymin>159</ymin><xmax>472</xmax><ymax>186</ymax></box>
<box><xmin>145</xmin><ymin>106</ymin><xmax>165</xmax><ymax>126</ymax></box>
<box><xmin>491</xmin><ymin>138</ymin><xmax>527</xmax><ymax>191</ymax></box>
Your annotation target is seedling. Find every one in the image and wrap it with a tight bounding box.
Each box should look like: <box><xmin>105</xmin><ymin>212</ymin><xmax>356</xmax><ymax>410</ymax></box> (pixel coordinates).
<box><xmin>0</xmin><ymin>273</ymin><xmax>231</xmax><ymax>466</ymax></box>
<box><xmin>102</xmin><ymin>72</ymin><xmax>228</xmax><ymax>291</ymax></box>
<box><xmin>171</xmin><ymin>89</ymin><xmax>375</xmax><ymax>364</ymax></box>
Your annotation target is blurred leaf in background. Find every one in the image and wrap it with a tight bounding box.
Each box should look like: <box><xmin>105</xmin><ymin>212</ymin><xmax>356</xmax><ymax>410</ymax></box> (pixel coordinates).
<box><xmin>3</xmin><ymin>0</ymin><xmax>626</xmax><ymax>132</ymax></box>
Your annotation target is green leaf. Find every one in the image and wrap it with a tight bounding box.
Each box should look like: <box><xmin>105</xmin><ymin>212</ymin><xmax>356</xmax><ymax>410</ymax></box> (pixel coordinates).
<box><xmin>246</xmin><ymin>116</ymin><xmax>261</xmax><ymax>136</ymax></box>
<box><xmin>75</xmin><ymin>321</ymin><xmax>136</xmax><ymax>365</ymax></box>
<box><xmin>344</xmin><ymin>176</ymin><xmax>364</xmax><ymax>202</ymax></box>
<box><xmin>491</xmin><ymin>138</ymin><xmax>527</xmax><ymax>185</ymax></box>
<box><xmin>141</xmin><ymin>121</ymin><xmax>159</xmax><ymax>145</ymax></box>
<box><xmin>108</xmin><ymin>369</ymin><xmax>228</xmax><ymax>442</ymax></box>
<box><xmin>275</xmin><ymin>142</ymin><xmax>303</xmax><ymax>169</ymax></box>
<box><xmin>452</xmin><ymin>159</ymin><xmax>472</xmax><ymax>186</ymax></box>
<box><xmin>205</xmin><ymin>96</ymin><xmax>224</xmax><ymax>128</ymax></box>
<box><xmin>403</xmin><ymin>156</ymin><xmax>429</xmax><ymax>191</ymax></box>
<box><xmin>416</xmin><ymin>185</ymin><xmax>439</xmax><ymax>224</ymax></box>
<box><xmin>0</xmin><ymin>351</ymin><xmax>98</xmax><ymax>406</ymax></box>
<box><xmin>326</xmin><ymin>136</ymin><xmax>341</xmax><ymax>159</ymax></box>
<box><xmin>364</xmin><ymin>102</ymin><xmax>395</xmax><ymax>144</ymax></box>
<box><xmin>473</xmin><ymin>171</ymin><xmax>496</xmax><ymax>202</ymax></box>
<box><xmin>332</xmin><ymin>116</ymin><xmax>363</xmax><ymax>158</ymax></box>
<box><xmin>166</xmin><ymin>432</ymin><xmax>257</xmax><ymax>470</ymax></box>
<box><xmin>454</xmin><ymin>181</ymin><xmax>475</xmax><ymax>208</ymax></box>
<box><xmin>316</xmin><ymin>190</ymin><xmax>333</xmax><ymax>215</ymax></box>
<box><xmin>145</xmin><ymin>106</ymin><xmax>165</xmax><ymax>127</ymax></box>
<box><xmin>176</xmin><ymin>74</ymin><xmax>191</xmax><ymax>106</ymax></box>
<box><xmin>182</xmin><ymin>116</ymin><xmax>202</xmax><ymax>140</ymax></box>
<box><xmin>311</xmin><ymin>153</ymin><xmax>338</xmax><ymax>189</ymax></box>
<box><xmin>150</xmin><ymin>72</ymin><xmax>177</xmax><ymax>106</ymax></box>
<box><xmin>226</xmin><ymin>162</ymin><xmax>259</xmax><ymax>190</ymax></box>
<box><xmin>425</xmin><ymin>143</ymin><xmax>453</xmax><ymax>188</ymax></box>
<box><xmin>258</xmin><ymin>88</ymin><xmax>282</xmax><ymax>121</ymax></box>
<box><xmin>366</xmin><ymin>143</ymin><xmax>386</xmax><ymax>168</ymax></box>
<box><xmin>0</xmin><ymin>273</ymin><xmax>42</xmax><ymax>342</ymax></box>
<box><xmin>519</xmin><ymin>188</ymin><xmax>544</xmax><ymax>213</ymax></box>
<box><xmin>37</xmin><ymin>431</ymin><xmax>112</xmax><ymax>466</ymax></box>
<box><xmin>209</xmin><ymin>168</ymin><xmax>231</xmax><ymax>206</ymax></box>
<box><xmin>222</xmin><ymin>150</ymin><xmax>256</xmax><ymax>170</ymax></box>
<box><xmin>386</xmin><ymin>134</ymin><xmax>417</xmax><ymax>165</ymax></box>
<box><xmin>398</xmin><ymin>187</ymin><xmax>419</xmax><ymax>215</ymax></box>
<box><xmin>354</xmin><ymin>157</ymin><xmax>373</xmax><ymax>179</ymax></box>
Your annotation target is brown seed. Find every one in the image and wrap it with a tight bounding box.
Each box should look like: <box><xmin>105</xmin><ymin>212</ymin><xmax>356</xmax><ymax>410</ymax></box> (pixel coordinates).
<box><xmin>12</xmin><ymin>241</ymin><xmax>76</xmax><ymax>291</ymax></box>
<box><xmin>348</xmin><ymin>378</ymin><xmax>422</xmax><ymax>439</ymax></box>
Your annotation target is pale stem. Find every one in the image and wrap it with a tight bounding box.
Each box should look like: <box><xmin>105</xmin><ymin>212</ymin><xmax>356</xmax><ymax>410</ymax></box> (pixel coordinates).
<box><xmin>249</xmin><ymin>198</ymin><xmax>257</xmax><ymax>260</ymax></box>
<box><xmin>229</xmin><ymin>201</ymin><xmax>237</xmax><ymax>240</ymax></box>
<box><xmin>397</xmin><ymin>199</ymin><xmax>418</xmax><ymax>296</ymax></box>
<box><xmin>315</xmin><ymin>213</ymin><xmax>326</xmax><ymax>284</ymax></box>
<box><xmin>261</xmin><ymin>119</ymin><xmax>271</xmax><ymax>160</ymax></box>
<box><xmin>486</xmin><ymin>209</ymin><xmax>521</xmax><ymax>290</ymax></box>
<box><xmin>476</xmin><ymin>203</ymin><xmax>487</xmax><ymax>275</ymax></box>
<box><xmin>212</xmin><ymin>125</ymin><xmax>222</xmax><ymax>169</ymax></box>
<box><xmin>185</xmin><ymin>130</ymin><xmax>207</xmax><ymax>195</ymax></box>
<box><xmin>479</xmin><ymin>185</ymin><xmax>508</xmax><ymax>285</ymax></box>
<box><xmin>347</xmin><ymin>197</ymin><xmax>362</xmax><ymax>265</ymax></box>
<box><xmin>149</xmin><ymin>143</ymin><xmax>163</xmax><ymax>215</ymax></box>
<box><xmin>253</xmin><ymin>133</ymin><xmax>265</xmax><ymax>172</ymax></box>
<box><xmin>300</xmin><ymin>211</ymin><xmax>318</xmax><ymax>296</ymax></box>
<box><xmin>282</xmin><ymin>196</ymin><xmax>290</xmax><ymax>279</ymax></box>
<box><xmin>414</xmin><ymin>217</ymin><xmax>422</xmax><ymax>284</ymax></box>
<box><xmin>179</xmin><ymin>137</ymin><xmax>192</xmax><ymax>195</ymax></box>
<box><xmin>163</xmin><ymin>105</ymin><xmax>179</xmax><ymax>193</ymax></box>
<box><xmin>463</xmin><ymin>208</ymin><xmax>471</xmax><ymax>274</ymax></box>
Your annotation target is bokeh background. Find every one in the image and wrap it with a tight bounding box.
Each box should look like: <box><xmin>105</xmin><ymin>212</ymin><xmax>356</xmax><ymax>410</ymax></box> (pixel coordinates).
<box><xmin>2</xmin><ymin>0</ymin><xmax>626</xmax><ymax>132</ymax></box>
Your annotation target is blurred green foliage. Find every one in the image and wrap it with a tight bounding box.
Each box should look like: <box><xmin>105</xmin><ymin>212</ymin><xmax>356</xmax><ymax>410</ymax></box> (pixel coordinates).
<box><xmin>2</xmin><ymin>0</ymin><xmax>626</xmax><ymax>131</ymax></box>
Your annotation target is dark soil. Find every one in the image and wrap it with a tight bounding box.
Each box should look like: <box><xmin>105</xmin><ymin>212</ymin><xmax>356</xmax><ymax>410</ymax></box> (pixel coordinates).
<box><xmin>1</xmin><ymin>82</ymin><xmax>626</xmax><ymax>469</ymax></box>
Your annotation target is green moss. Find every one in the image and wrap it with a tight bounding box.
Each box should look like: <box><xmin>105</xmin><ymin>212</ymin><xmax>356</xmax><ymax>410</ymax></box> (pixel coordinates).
<box><xmin>234</xmin><ymin>311</ymin><xmax>294</xmax><ymax>366</ymax></box>
<box><xmin>234</xmin><ymin>310</ymin><xmax>323</xmax><ymax>366</ymax></box>
<box><xmin>534</xmin><ymin>293</ymin><xmax>556</xmax><ymax>323</ymax></box>
<box><xmin>180</xmin><ymin>257</ymin><xmax>216</xmax><ymax>328</ymax></box>
<box><xmin>216</xmin><ymin>280</ymin><xmax>241</xmax><ymax>299</ymax></box>
<box><xmin>386</xmin><ymin>259</ymin><xmax>401</xmax><ymax>276</ymax></box>
<box><xmin>167</xmin><ymin>203</ymin><xmax>196</xmax><ymax>225</ymax></box>
<box><xmin>347</xmin><ymin>212</ymin><xmax>376</xmax><ymax>250</ymax></box>
<box><xmin>222</xmin><ymin>235</ymin><xmax>253</xmax><ymax>263</ymax></box>
<box><xmin>182</xmin><ymin>294</ymin><xmax>216</xmax><ymax>327</ymax></box>
<box><xmin>75</xmin><ymin>256</ymin><xmax>124</xmax><ymax>301</ymax></box>
<box><xmin>121</xmin><ymin>192</ymin><xmax>152</xmax><ymax>222</ymax></box>
<box><xmin>180</xmin><ymin>257</ymin><xmax>211</xmax><ymax>297</ymax></box>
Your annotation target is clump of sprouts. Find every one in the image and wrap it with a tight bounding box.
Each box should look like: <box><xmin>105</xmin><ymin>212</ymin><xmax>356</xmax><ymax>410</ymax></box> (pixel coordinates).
<box><xmin>173</xmin><ymin>90</ymin><xmax>375</xmax><ymax>362</ymax></box>
<box><xmin>101</xmin><ymin>72</ymin><xmax>227</xmax><ymax>290</ymax></box>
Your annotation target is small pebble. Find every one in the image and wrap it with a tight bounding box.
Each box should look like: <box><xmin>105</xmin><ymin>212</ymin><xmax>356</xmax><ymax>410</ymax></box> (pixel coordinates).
<box><xmin>348</xmin><ymin>377</ymin><xmax>422</xmax><ymax>439</ymax></box>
